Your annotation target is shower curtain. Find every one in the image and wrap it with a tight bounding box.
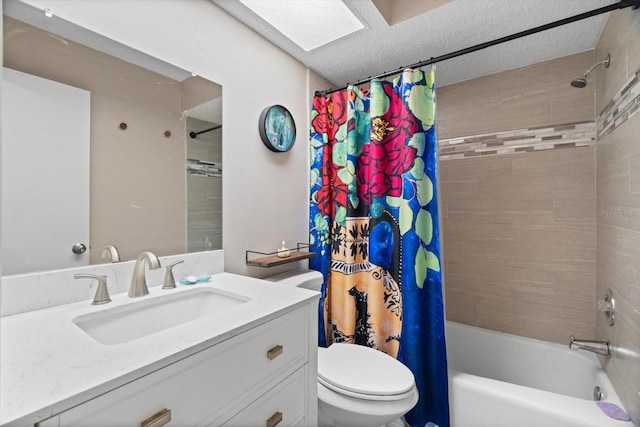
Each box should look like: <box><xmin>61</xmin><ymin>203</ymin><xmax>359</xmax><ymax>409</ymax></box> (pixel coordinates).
<box><xmin>309</xmin><ymin>68</ymin><xmax>449</xmax><ymax>427</ymax></box>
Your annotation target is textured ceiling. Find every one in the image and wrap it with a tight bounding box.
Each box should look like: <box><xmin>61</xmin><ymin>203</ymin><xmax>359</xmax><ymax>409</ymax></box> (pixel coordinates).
<box><xmin>213</xmin><ymin>0</ymin><xmax>617</xmax><ymax>89</ymax></box>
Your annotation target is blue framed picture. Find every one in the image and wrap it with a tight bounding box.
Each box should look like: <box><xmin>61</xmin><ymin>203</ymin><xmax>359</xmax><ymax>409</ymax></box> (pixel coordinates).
<box><xmin>259</xmin><ymin>105</ymin><xmax>296</xmax><ymax>152</ymax></box>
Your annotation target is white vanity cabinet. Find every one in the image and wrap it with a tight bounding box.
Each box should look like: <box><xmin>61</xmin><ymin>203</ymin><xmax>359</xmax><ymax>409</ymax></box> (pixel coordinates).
<box><xmin>36</xmin><ymin>305</ymin><xmax>317</xmax><ymax>427</ymax></box>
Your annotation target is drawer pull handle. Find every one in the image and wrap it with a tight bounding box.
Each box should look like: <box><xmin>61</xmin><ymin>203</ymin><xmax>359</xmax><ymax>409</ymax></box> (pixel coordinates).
<box><xmin>267</xmin><ymin>344</ymin><xmax>283</xmax><ymax>360</ymax></box>
<box><xmin>266</xmin><ymin>411</ymin><xmax>283</xmax><ymax>427</ymax></box>
<box><xmin>141</xmin><ymin>408</ymin><xmax>171</xmax><ymax>427</ymax></box>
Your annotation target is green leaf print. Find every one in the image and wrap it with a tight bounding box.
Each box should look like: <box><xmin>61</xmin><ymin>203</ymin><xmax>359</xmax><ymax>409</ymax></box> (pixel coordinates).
<box><xmin>346</xmin><ymin>160</ymin><xmax>356</xmax><ymax>174</ymax></box>
<box><xmin>409</xmin><ymin>70</ymin><xmax>424</xmax><ymax>84</ymax></box>
<box><xmin>415</xmin><ymin>248</ymin><xmax>441</xmax><ymax>289</ymax></box>
<box><xmin>399</xmin><ymin>200</ymin><xmax>413</xmax><ymax>235</ymax></box>
<box><xmin>411</xmin><ymin>158</ymin><xmax>425</xmax><ymax>180</ymax></box>
<box><xmin>415</xmin><ymin>209</ymin><xmax>433</xmax><ymax>245</ymax></box>
<box><xmin>310</xmin><ymin>168</ymin><xmax>319</xmax><ymax>187</ymax></box>
<box><xmin>335</xmin><ymin>122</ymin><xmax>347</xmax><ymax>142</ymax></box>
<box><xmin>415</xmin><ymin>246</ymin><xmax>428</xmax><ymax>289</ymax></box>
<box><xmin>310</xmin><ymin>137</ymin><xmax>324</xmax><ymax>148</ymax></box>
<box><xmin>370</xmin><ymin>82</ymin><xmax>389</xmax><ymax>117</ymax></box>
<box><xmin>314</xmin><ymin>213</ymin><xmax>328</xmax><ymax>232</ymax></box>
<box><xmin>335</xmin><ymin>206</ymin><xmax>347</xmax><ymax>224</ymax></box>
<box><xmin>349</xmin><ymin>194</ymin><xmax>360</xmax><ymax>210</ymax></box>
<box><xmin>408</xmin><ymin>133</ymin><xmax>425</xmax><ymax>157</ymax></box>
<box><xmin>426</xmin><ymin>250</ymin><xmax>441</xmax><ymax>272</ymax></box>
<box><xmin>386</xmin><ymin>196</ymin><xmax>402</xmax><ymax>207</ymax></box>
<box><xmin>416</xmin><ymin>175</ymin><xmax>434</xmax><ymax>206</ymax></box>
<box><xmin>332</xmin><ymin>142</ymin><xmax>347</xmax><ymax>167</ymax></box>
<box><xmin>337</xmin><ymin>167</ymin><xmax>353</xmax><ymax>185</ymax></box>
<box><xmin>409</xmin><ymin>85</ymin><xmax>435</xmax><ymax>129</ymax></box>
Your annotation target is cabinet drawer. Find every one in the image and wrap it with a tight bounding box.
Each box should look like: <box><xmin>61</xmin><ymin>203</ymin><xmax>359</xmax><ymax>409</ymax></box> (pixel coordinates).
<box><xmin>57</xmin><ymin>307</ymin><xmax>308</xmax><ymax>427</ymax></box>
<box><xmin>221</xmin><ymin>367</ymin><xmax>307</xmax><ymax>427</ymax></box>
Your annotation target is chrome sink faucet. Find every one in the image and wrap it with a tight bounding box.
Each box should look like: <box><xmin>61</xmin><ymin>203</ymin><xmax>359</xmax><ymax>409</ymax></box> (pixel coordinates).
<box><xmin>129</xmin><ymin>251</ymin><xmax>161</xmax><ymax>297</ymax></box>
<box><xmin>569</xmin><ymin>335</ymin><xmax>611</xmax><ymax>357</ymax></box>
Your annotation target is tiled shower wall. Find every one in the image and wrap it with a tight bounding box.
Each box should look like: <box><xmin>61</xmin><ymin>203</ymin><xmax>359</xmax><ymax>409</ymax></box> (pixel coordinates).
<box><xmin>438</xmin><ymin>9</ymin><xmax>640</xmax><ymax>423</ymax></box>
<box><xmin>594</xmin><ymin>8</ymin><xmax>640</xmax><ymax>425</ymax></box>
<box><xmin>187</xmin><ymin>117</ymin><xmax>223</xmax><ymax>252</ymax></box>
<box><xmin>438</xmin><ymin>51</ymin><xmax>598</xmax><ymax>344</ymax></box>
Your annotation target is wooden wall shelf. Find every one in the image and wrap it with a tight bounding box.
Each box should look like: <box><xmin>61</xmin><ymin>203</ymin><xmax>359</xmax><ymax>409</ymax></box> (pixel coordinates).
<box><xmin>246</xmin><ymin>243</ymin><xmax>315</xmax><ymax>267</ymax></box>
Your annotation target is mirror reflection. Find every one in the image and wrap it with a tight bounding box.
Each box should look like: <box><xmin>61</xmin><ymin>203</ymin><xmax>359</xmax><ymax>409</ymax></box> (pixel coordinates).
<box><xmin>1</xmin><ymin>14</ymin><xmax>223</xmax><ymax>275</ymax></box>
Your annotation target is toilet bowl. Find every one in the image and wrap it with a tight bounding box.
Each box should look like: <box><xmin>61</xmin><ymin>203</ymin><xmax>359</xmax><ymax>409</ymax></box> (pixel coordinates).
<box><xmin>265</xmin><ymin>269</ymin><xmax>419</xmax><ymax>427</ymax></box>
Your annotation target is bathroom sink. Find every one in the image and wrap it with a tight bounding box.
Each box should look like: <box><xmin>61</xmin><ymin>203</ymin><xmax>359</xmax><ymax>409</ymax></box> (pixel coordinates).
<box><xmin>72</xmin><ymin>287</ymin><xmax>249</xmax><ymax>345</ymax></box>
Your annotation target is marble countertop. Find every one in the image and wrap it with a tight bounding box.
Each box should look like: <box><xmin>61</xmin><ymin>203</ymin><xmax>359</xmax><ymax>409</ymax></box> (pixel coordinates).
<box><xmin>0</xmin><ymin>272</ymin><xmax>319</xmax><ymax>426</ymax></box>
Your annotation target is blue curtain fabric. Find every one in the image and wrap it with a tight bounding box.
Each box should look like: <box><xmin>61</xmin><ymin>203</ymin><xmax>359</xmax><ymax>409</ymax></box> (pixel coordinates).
<box><xmin>309</xmin><ymin>69</ymin><xmax>449</xmax><ymax>427</ymax></box>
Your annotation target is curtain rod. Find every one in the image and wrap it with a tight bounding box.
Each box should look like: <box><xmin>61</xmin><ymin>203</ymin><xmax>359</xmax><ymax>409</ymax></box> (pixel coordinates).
<box><xmin>317</xmin><ymin>0</ymin><xmax>640</xmax><ymax>96</ymax></box>
<box><xmin>189</xmin><ymin>124</ymin><xmax>222</xmax><ymax>139</ymax></box>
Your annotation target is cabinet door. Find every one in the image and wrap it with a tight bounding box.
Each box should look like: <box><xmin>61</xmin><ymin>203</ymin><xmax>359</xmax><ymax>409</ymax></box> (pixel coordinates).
<box><xmin>57</xmin><ymin>307</ymin><xmax>308</xmax><ymax>426</ymax></box>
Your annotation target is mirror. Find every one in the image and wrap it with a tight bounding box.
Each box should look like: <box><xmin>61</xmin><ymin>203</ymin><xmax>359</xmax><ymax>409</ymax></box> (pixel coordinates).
<box><xmin>1</xmin><ymin>10</ymin><xmax>223</xmax><ymax>275</ymax></box>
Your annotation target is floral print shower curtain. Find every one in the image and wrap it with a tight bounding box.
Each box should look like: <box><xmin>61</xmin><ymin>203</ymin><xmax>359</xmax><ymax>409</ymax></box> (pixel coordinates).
<box><xmin>309</xmin><ymin>69</ymin><xmax>449</xmax><ymax>427</ymax></box>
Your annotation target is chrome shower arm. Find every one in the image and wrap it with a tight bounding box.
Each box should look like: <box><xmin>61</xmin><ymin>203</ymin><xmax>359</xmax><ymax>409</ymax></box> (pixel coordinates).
<box><xmin>582</xmin><ymin>54</ymin><xmax>610</xmax><ymax>78</ymax></box>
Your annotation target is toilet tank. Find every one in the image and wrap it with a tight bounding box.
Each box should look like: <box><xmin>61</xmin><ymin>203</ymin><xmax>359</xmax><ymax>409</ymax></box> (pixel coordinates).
<box><xmin>264</xmin><ymin>269</ymin><xmax>323</xmax><ymax>291</ymax></box>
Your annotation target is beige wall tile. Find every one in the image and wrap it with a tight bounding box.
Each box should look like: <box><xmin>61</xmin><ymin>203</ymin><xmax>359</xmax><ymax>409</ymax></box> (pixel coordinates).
<box><xmin>595</xmin><ymin>8</ymin><xmax>640</xmax><ymax>423</ymax></box>
<box><xmin>629</xmin><ymin>152</ymin><xmax>640</xmax><ymax>194</ymax></box>
<box><xmin>441</xmin><ymin>147</ymin><xmax>596</xmax><ymax>344</ymax></box>
<box><xmin>443</xmin><ymin>285</ymin><xmax>478</xmax><ymax>326</ymax></box>
<box><xmin>627</xmin><ymin>10</ymin><xmax>640</xmax><ymax>79</ymax></box>
<box><xmin>437</xmin><ymin>17</ymin><xmax>640</xmax><ymax>418</ymax></box>
<box><xmin>552</xmin><ymin>94</ymin><xmax>595</xmax><ymax>124</ymax></box>
<box><xmin>596</xmin><ymin>8</ymin><xmax>640</xmax><ymax>114</ymax></box>
<box><xmin>437</xmin><ymin>51</ymin><xmax>596</xmax><ymax>139</ymax></box>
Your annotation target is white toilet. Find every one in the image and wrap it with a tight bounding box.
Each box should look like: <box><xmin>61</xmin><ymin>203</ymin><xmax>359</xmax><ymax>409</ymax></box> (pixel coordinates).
<box><xmin>265</xmin><ymin>269</ymin><xmax>419</xmax><ymax>427</ymax></box>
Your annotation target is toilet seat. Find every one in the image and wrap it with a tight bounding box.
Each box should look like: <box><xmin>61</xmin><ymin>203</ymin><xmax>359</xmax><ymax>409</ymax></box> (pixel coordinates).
<box><xmin>318</xmin><ymin>343</ymin><xmax>416</xmax><ymax>402</ymax></box>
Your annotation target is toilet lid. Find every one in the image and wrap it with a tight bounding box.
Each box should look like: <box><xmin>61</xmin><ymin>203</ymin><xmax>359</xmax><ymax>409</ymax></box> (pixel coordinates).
<box><xmin>317</xmin><ymin>343</ymin><xmax>415</xmax><ymax>397</ymax></box>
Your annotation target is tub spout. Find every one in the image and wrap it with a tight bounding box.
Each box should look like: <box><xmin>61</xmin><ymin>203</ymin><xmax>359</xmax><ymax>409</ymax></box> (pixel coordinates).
<box><xmin>569</xmin><ymin>335</ymin><xmax>611</xmax><ymax>357</ymax></box>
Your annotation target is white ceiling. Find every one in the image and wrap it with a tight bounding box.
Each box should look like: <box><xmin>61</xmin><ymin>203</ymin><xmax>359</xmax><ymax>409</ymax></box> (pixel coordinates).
<box><xmin>213</xmin><ymin>0</ymin><xmax>617</xmax><ymax>89</ymax></box>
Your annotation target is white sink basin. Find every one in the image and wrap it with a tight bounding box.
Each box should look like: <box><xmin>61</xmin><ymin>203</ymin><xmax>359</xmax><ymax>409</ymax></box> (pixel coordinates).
<box><xmin>72</xmin><ymin>288</ymin><xmax>250</xmax><ymax>345</ymax></box>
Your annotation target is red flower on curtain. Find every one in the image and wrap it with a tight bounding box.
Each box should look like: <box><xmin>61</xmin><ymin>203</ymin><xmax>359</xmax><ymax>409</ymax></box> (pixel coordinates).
<box><xmin>312</xmin><ymin>92</ymin><xmax>348</xmax><ymax>138</ymax></box>
<box><xmin>313</xmin><ymin>91</ymin><xmax>351</xmax><ymax>217</ymax></box>
<box><xmin>312</xmin><ymin>96</ymin><xmax>330</xmax><ymax>135</ymax></box>
<box><xmin>316</xmin><ymin>144</ymin><xmax>349</xmax><ymax>218</ymax></box>
<box><xmin>357</xmin><ymin>83</ymin><xmax>418</xmax><ymax>205</ymax></box>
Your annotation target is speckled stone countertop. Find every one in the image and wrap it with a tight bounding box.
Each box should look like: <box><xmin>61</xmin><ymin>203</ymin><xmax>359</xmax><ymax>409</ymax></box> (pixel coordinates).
<box><xmin>0</xmin><ymin>273</ymin><xmax>318</xmax><ymax>426</ymax></box>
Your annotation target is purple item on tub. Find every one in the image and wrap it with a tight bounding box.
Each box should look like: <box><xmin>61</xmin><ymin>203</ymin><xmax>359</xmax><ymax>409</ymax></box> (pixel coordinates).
<box><xmin>596</xmin><ymin>401</ymin><xmax>630</xmax><ymax>421</ymax></box>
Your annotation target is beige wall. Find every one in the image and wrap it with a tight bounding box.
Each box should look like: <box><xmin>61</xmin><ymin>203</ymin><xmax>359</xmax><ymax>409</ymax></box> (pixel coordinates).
<box><xmin>437</xmin><ymin>50</ymin><xmax>596</xmax><ymax>140</ymax></box>
<box><xmin>594</xmin><ymin>9</ymin><xmax>640</xmax><ymax>425</ymax></box>
<box><xmin>308</xmin><ymin>69</ymin><xmax>335</xmax><ymax>103</ymax></box>
<box><xmin>438</xmin><ymin>52</ymin><xmax>598</xmax><ymax>344</ymax></box>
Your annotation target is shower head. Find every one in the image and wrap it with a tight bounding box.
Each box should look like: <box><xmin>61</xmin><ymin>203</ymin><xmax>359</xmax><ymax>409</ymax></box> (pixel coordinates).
<box><xmin>570</xmin><ymin>77</ymin><xmax>588</xmax><ymax>88</ymax></box>
<box><xmin>570</xmin><ymin>54</ymin><xmax>610</xmax><ymax>88</ymax></box>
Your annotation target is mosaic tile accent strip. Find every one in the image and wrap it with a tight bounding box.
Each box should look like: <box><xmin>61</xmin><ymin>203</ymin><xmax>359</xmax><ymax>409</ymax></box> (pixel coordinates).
<box><xmin>597</xmin><ymin>68</ymin><xmax>640</xmax><ymax>140</ymax></box>
<box><xmin>438</xmin><ymin>121</ymin><xmax>596</xmax><ymax>160</ymax></box>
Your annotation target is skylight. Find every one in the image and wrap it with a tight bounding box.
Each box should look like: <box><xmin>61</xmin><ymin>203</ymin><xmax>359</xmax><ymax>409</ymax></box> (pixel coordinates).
<box><xmin>237</xmin><ymin>0</ymin><xmax>364</xmax><ymax>51</ymax></box>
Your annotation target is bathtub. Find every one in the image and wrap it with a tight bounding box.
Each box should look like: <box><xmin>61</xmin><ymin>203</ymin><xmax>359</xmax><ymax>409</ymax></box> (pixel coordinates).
<box><xmin>446</xmin><ymin>322</ymin><xmax>633</xmax><ymax>427</ymax></box>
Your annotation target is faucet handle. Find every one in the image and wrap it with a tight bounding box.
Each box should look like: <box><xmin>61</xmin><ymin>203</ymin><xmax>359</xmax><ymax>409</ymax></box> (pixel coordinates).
<box><xmin>74</xmin><ymin>274</ymin><xmax>111</xmax><ymax>305</ymax></box>
<box><xmin>162</xmin><ymin>260</ymin><xmax>184</xmax><ymax>289</ymax></box>
<box><xmin>597</xmin><ymin>288</ymin><xmax>616</xmax><ymax>326</ymax></box>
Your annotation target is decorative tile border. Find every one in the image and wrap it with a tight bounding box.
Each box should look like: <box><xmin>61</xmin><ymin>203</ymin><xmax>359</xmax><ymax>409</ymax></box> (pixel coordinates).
<box><xmin>597</xmin><ymin>68</ymin><xmax>640</xmax><ymax>140</ymax></box>
<box><xmin>438</xmin><ymin>121</ymin><xmax>596</xmax><ymax>160</ymax></box>
<box><xmin>437</xmin><ymin>64</ymin><xmax>640</xmax><ymax>160</ymax></box>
